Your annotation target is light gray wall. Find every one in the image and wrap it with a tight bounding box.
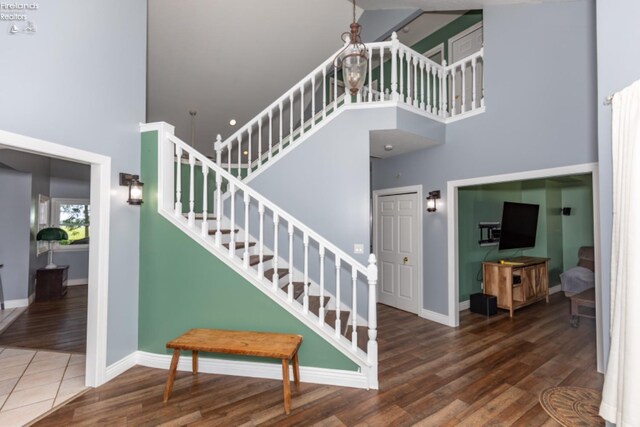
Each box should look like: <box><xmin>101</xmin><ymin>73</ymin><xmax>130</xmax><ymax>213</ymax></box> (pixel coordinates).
<box><xmin>0</xmin><ymin>165</ymin><xmax>31</xmax><ymax>301</ymax></box>
<box><xmin>359</xmin><ymin>8</ymin><xmax>422</xmax><ymax>42</ymax></box>
<box><xmin>0</xmin><ymin>0</ymin><xmax>146</xmax><ymax>364</ymax></box>
<box><xmin>372</xmin><ymin>0</ymin><xmax>597</xmax><ymax>314</ymax></box>
<box><xmin>595</xmin><ymin>0</ymin><xmax>640</xmax><ymax>369</ymax></box>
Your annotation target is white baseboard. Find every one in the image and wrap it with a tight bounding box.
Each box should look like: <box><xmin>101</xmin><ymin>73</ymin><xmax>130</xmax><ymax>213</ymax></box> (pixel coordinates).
<box><xmin>458</xmin><ymin>300</ymin><xmax>470</xmax><ymax>311</ymax></box>
<box><xmin>549</xmin><ymin>284</ymin><xmax>561</xmax><ymax>295</ymax></box>
<box><xmin>67</xmin><ymin>279</ymin><xmax>88</xmax><ymax>286</ymax></box>
<box><xmin>420</xmin><ymin>308</ymin><xmax>451</xmax><ymax>326</ymax></box>
<box><xmin>4</xmin><ymin>293</ymin><xmax>35</xmax><ymax>309</ymax></box>
<box><xmin>134</xmin><ymin>351</ymin><xmax>369</xmax><ymax>389</ymax></box>
<box><xmin>104</xmin><ymin>352</ymin><xmax>139</xmax><ymax>383</ymax></box>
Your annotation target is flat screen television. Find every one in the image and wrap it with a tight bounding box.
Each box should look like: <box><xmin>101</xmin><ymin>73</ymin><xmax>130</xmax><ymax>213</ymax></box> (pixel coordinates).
<box><xmin>498</xmin><ymin>202</ymin><xmax>539</xmax><ymax>250</ymax></box>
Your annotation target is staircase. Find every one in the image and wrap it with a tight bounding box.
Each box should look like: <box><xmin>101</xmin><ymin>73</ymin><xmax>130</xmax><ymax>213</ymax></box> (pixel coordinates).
<box><xmin>214</xmin><ymin>32</ymin><xmax>484</xmax><ymax>183</ymax></box>
<box><xmin>150</xmin><ymin>33</ymin><xmax>485</xmax><ymax>390</ymax></box>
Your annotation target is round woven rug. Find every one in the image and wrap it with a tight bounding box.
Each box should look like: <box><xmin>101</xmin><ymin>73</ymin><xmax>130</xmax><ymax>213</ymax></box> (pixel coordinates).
<box><xmin>539</xmin><ymin>386</ymin><xmax>604</xmax><ymax>427</ymax></box>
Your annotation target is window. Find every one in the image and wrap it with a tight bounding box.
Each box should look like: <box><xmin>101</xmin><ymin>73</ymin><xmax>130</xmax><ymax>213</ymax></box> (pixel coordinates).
<box><xmin>37</xmin><ymin>194</ymin><xmax>50</xmax><ymax>256</ymax></box>
<box><xmin>51</xmin><ymin>198</ymin><xmax>90</xmax><ymax>250</ymax></box>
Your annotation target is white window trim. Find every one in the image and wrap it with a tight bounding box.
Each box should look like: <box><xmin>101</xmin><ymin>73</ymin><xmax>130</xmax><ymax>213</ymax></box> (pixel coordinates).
<box><xmin>51</xmin><ymin>197</ymin><xmax>90</xmax><ymax>252</ymax></box>
<box><xmin>36</xmin><ymin>194</ymin><xmax>50</xmax><ymax>256</ymax></box>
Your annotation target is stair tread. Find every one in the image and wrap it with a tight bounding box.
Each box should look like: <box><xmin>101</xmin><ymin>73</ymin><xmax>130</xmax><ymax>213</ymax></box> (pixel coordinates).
<box><xmin>182</xmin><ymin>213</ymin><xmax>217</xmax><ymax>220</ymax></box>
<box><xmin>223</xmin><ymin>242</ymin><xmax>256</xmax><ymax>249</ymax></box>
<box><xmin>308</xmin><ymin>295</ymin><xmax>330</xmax><ymax>316</ymax></box>
<box><xmin>280</xmin><ymin>282</ymin><xmax>306</xmax><ymax>300</ymax></box>
<box><xmin>207</xmin><ymin>229</ymin><xmax>239</xmax><ymax>235</ymax></box>
<box><xmin>248</xmin><ymin>255</ymin><xmax>274</xmax><ymax>266</ymax></box>
<box><xmin>264</xmin><ymin>268</ymin><xmax>289</xmax><ymax>281</ymax></box>
<box><xmin>345</xmin><ymin>325</ymin><xmax>368</xmax><ymax>352</ymax></box>
<box><xmin>325</xmin><ymin>310</ymin><xmax>350</xmax><ymax>335</ymax></box>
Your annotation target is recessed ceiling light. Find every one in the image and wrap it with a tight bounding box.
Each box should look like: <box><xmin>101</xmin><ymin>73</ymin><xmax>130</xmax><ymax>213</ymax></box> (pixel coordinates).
<box><xmin>230</xmin><ymin>119</ymin><xmax>237</xmax><ymax>126</ymax></box>
<box><xmin>243</xmin><ymin>150</ymin><xmax>248</xmax><ymax>156</ymax></box>
<box><xmin>384</xmin><ymin>144</ymin><xmax>393</xmax><ymax>151</ymax></box>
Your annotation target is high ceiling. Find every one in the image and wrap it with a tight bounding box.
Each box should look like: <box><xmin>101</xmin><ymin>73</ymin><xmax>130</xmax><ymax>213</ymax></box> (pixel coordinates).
<box><xmin>356</xmin><ymin>0</ymin><xmax>571</xmax><ymax>11</ymax></box>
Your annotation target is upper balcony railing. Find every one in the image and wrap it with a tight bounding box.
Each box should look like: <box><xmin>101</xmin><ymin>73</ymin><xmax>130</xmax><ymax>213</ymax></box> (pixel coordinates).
<box><xmin>215</xmin><ymin>32</ymin><xmax>484</xmax><ymax>180</ymax></box>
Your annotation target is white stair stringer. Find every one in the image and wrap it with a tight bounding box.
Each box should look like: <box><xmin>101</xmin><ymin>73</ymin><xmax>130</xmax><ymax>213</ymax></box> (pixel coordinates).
<box><xmin>152</xmin><ymin>123</ymin><xmax>379</xmax><ymax>390</ymax></box>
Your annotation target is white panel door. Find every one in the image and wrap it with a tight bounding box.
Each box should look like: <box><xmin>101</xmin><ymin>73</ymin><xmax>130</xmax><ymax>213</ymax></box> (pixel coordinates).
<box><xmin>377</xmin><ymin>193</ymin><xmax>419</xmax><ymax>314</ymax></box>
<box><xmin>450</xmin><ymin>23</ymin><xmax>483</xmax><ymax>114</ymax></box>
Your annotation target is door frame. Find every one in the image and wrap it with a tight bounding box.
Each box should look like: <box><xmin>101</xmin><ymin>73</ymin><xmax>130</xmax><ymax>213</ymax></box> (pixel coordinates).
<box><xmin>447</xmin><ymin>162</ymin><xmax>604</xmax><ymax>372</ymax></box>
<box><xmin>424</xmin><ymin>43</ymin><xmax>444</xmax><ymax>65</ymax></box>
<box><xmin>0</xmin><ymin>128</ymin><xmax>111</xmax><ymax>387</ymax></box>
<box><xmin>373</xmin><ymin>185</ymin><xmax>424</xmax><ymax>315</ymax></box>
<box><xmin>448</xmin><ymin>21</ymin><xmax>483</xmax><ymax>64</ymax></box>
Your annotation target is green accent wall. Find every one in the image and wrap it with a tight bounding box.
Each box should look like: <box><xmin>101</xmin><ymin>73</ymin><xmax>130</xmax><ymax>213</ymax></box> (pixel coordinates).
<box><xmin>138</xmin><ymin>131</ymin><xmax>357</xmax><ymax>371</ymax></box>
<box><xmin>457</xmin><ymin>174</ymin><xmax>594</xmax><ymax>302</ymax></box>
<box><xmin>411</xmin><ymin>11</ymin><xmax>483</xmax><ymax>61</ymax></box>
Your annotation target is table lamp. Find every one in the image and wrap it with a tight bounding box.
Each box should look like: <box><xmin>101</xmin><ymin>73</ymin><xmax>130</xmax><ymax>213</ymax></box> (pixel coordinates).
<box><xmin>36</xmin><ymin>227</ymin><xmax>68</xmax><ymax>269</ymax></box>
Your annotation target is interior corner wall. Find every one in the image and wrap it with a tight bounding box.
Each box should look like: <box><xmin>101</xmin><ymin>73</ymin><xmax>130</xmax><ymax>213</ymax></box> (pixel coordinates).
<box><xmin>372</xmin><ymin>0</ymin><xmax>597</xmax><ymax>315</ymax></box>
<box><xmin>138</xmin><ymin>131</ymin><xmax>357</xmax><ymax>372</ymax></box>
<box><xmin>0</xmin><ymin>0</ymin><xmax>147</xmax><ymax>365</ymax></box>
<box><xmin>0</xmin><ymin>167</ymin><xmax>31</xmax><ymax>301</ymax></box>
<box><xmin>358</xmin><ymin>8</ymin><xmax>422</xmax><ymax>42</ymax></box>
<box><xmin>596</xmin><ymin>0</ymin><xmax>640</xmax><ymax>368</ymax></box>
<box><xmin>560</xmin><ymin>176</ymin><xmax>594</xmax><ymax>272</ymax></box>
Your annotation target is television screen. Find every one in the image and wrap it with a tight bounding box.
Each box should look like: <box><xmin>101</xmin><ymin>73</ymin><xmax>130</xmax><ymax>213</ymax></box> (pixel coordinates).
<box><xmin>498</xmin><ymin>202</ymin><xmax>539</xmax><ymax>250</ymax></box>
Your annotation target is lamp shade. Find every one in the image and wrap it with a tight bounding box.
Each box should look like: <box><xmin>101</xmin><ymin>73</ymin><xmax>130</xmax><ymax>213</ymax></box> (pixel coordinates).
<box><xmin>37</xmin><ymin>227</ymin><xmax>68</xmax><ymax>242</ymax></box>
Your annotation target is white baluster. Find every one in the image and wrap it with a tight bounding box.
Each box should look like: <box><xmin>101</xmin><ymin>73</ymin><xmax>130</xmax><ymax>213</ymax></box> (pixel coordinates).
<box><xmin>420</xmin><ymin>61</ymin><xmax>426</xmax><ymax>110</ymax></box>
<box><xmin>335</xmin><ymin>256</ymin><xmax>341</xmax><ymax>338</ymax></box>
<box><xmin>243</xmin><ymin>192</ymin><xmax>250</xmax><ymax>269</ymax></box>
<box><xmin>451</xmin><ymin>66</ymin><xmax>456</xmax><ymax>117</ymax></box>
<box><xmin>333</xmin><ymin>66</ymin><xmax>338</xmax><ymax>110</ymax></box>
<box><xmin>228</xmin><ymin>182</ymin><xmax>236</xmax><ymax>256</ymax></box>
<box><xmin>258</xmin><ymin>202</ymin><xmax>264</xmax><ymax>278</ymax></box>
<box><xmin>258</xmin><ymin>117</ymin><xmax>262</xmax><ymax>167</ymax></box>
<box><xmin>367</xmin><ymin>254</ymin><xmax>378</xmax><ymax>384</ymax></box>
<box><xmin>432</xmin><ymin>65</ymin><xmax>437</xmax><ymax>114</ymax></box>
<box><xmin>215</xmin><ymin>173</ymin><xmax>222</xmax><ymax>247</ymax></box>
<box><xmin>215</xmin><ymin>134</ymin><xmax>222</xmax><ymax>166</ymax></box>
<box><xmin>279</xmin><ymin>101</ymin><xmax>283</xmax><ymax>148</ymax></box>
<box><xmin>311</xmin><ymin>75</ymin><xmax>316</xmax><ymax>127</ymax></box>
<box><xmin>426</xmin><ymin>64</ymin><xmax>431</xmax><ymax>113</ymax></box>
<box><xmin>188</xmin><ymin>153</ymin><xmax>195</xmax><ymax>227</ymax></box>
<box><xmin>399</xmin><ymin>49</ymin><xmax>404</xmax><ymax>102</ymax></box>
<box><xmin>442</xmin><ymin>60</ymin><xmax>448</xmax><ymax>117</ymax></box>
<box><xmin>247</xmin><ymin>128</ymin><xmax>252</xmax><ymax>176</ymax></box>
<box><xmin>268</xmin><ymin>110</ymin><xmax>273</xmax><ymax>160</ymax></box>
<box><xmin>303</xmin><ymin>233</ymin><xmax>309</xmax><ymax>314</ymax></box>
<box><xmin>480</xmin><ymin>48</ymin><xmax>485</xmax><ymax>107</ymax></box>
<box><xmin>300</xmin><ymin>85</ymin><xmax>305</xmax><ymax>136</ymax></box>
<box><xmin>461</xmin><ymin>62</ymin><xmax>467</xmax><ymax>114</ymax></box>
<box><xmin>379</xmin><ymin>46</ymin><xmax>385</xmax><ymax>103</ymax></box>
<box><xmin>368</xmin><ymin>47</ymin><xmax>373</xmax><ymax>103</ymax></box>
<box><xmin>289</xmin><ymin>92</ymin><xmax>294</xmax><ymax>142</ymax></box>
<box><xmin>319</xmin><ymin>245</ymin><xmax>325</xmax><ymax>325</ymax></box>
<box><xmin>351</xmin><ymin>266</ymin><xmax>358</xmax><ymax>351</ymax></box>
<box><xmin>174</xmin><ymin>145</ymin><xmax>182</xmax><ymax>216</ymax></box>
<box><xmin>391</xmin><ymin>33</ymin><xmax>399</xmax><ymax>101</ymax></box>
<box><xmin>201</xmin><ymin>165</ymin><xmax>208</xmax><ymax>237</ymax></box>
<box><xmin>322</xmin><ymin>67</ymin><xmax>327</xmax><ymax>119</ymax></box>
<box><xmin>226</xmin><ymin>146</ymin><xmax>231</xmax><ymax>174</ymax></box>
<box><xmin>287</xmin><ymin>223</ymin><xmax>294</xmax><ymax>303</ymax></box>
<box><xmin>471</xmin><ymin>57</ymin><xmax>477</xmax><ymax>110</ymax></box>
<box><xmin>272</xmin><ymin>212</ymin><xmax>279</xmax><ymax>290</ymax></box>
<box><xmin>236</xmin><ymin>135</ymin><xmax>241</xmax><ymax>178</ymax></box>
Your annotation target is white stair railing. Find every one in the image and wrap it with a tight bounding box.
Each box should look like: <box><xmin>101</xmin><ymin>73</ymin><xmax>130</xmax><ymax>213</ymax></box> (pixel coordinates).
<box><xmin>215</xmin><ymin>33</ymin><xmax>485</xmax><ymax>181</ymax></box>
<box><xmin>156</xmin><ymin>125</ymin><xmax>379</xmax><ymax>388</ymax></box>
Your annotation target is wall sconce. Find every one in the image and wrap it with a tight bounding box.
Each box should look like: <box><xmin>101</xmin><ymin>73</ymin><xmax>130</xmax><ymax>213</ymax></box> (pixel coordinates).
<box><xmin>561</xmin><ymin>207</ymin><xmax>572</xmax><ymax>216</ymax></box>
<box><xmin>426</xmin><ymin>190</ymin><xmax>440</xmax><ymax>213</ymax></box>
<box><xmin>119</xmin><ymin>173</ymin><xmax>144</xmax><ymax>205</ymax></box>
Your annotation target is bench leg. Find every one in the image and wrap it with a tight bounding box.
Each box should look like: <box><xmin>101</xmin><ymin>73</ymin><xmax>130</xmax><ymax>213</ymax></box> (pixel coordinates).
<box><xmin>163</xmin><ymin>349</ymin><xmax>180</xmax><ymax>403</ymax></box>
<box><xmin>292</xmin><ymin>352</ymin><xmax>300</xmax><ymax>392</ymax></box>
<box><xmin>281</xmin><ymin>358</ymin><xmax>291</xmax><ymax>414</ymax></box>
<box><xmin>192</xmin><ymin>350</ymin><xmax>198</xmax><ymax>375</ymax></box>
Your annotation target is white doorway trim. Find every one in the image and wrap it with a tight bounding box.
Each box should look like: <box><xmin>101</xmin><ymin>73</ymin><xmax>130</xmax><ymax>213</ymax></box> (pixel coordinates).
<box><xmin>0</xmin><ymin>128</ymin><xmax>111</xmax><ymax>387</ymax></box>
<box><xmin>448</xmin><ymin>21</ymin><xmax>483</xmax><ymax>64</ymax></box>
<box><xmin>424</xmin><ymin>43</ymin><xmax>444</xmax><ymax>65</ymax></box>
<box><xmin>373</xmin><ymin>185</ymin><xmax>423</xmax><ymax>316</ymax></box>
<box><xmin>446</xmin><ymin>162</ymin><xmax>604</xmax><ymax>372</ymax></box>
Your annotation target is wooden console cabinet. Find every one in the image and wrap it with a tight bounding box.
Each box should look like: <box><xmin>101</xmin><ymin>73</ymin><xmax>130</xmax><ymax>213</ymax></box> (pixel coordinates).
<box><xmin>35</xmin><ymin>265</ymin><xmax>69</xmax><ymax>301</ymax></box>
<box><xmin>482</xmin><ymin>256</ymin><xmax>549</xmax><ymax>317</ymax></box>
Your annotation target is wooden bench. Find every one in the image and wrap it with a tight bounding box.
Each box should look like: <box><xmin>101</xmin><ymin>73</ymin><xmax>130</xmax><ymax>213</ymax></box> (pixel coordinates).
<box><xmin>163</xmin><ymin>329</ymin><xmax>303</xmax><ymax>414</ymax></box>
<box><xmin>570</xmin><ymin>288</ymin><xmax>596</xmax><ymax>328</ymax></box>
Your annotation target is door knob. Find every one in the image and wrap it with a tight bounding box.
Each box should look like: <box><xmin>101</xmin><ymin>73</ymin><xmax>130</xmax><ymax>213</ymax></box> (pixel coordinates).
<box><xmin>403</xmin><ymin>256</ymin><xmax>409</xmax><ymax>264</ymax></box>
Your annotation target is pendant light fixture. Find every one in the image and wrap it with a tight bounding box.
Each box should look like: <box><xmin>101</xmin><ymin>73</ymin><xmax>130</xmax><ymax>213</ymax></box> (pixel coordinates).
<box><xmin>334</xmin><ymin>0</ymin><xmax>368</xmax><ymax>96</ymax></box>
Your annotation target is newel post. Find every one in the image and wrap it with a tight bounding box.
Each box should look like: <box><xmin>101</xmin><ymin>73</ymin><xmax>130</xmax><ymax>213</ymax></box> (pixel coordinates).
<box><xmin>214</xmin><ymin>134</ymin><xmax>222</xmax><ymax>165</ymax></box>
<box><xmin>155</xmin><ymin>122</ymin><xmax>176</xmax><ymax>215</ymax></box>
<box><xmin>366</xmin><ymin>253</ymin><xmax>379</xmax><ymax>389</ymax></box>
<box><xmin>391</xmin><ymin>32</ymin><xmax>399</xmax><ymax>102</ymax></box>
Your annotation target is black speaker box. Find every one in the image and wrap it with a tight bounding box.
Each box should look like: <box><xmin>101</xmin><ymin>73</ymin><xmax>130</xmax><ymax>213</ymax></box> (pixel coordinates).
<box><xmin>470</xmin><ymin>293</ymin><xmax>498</xmax><ymax>316</ymax></box>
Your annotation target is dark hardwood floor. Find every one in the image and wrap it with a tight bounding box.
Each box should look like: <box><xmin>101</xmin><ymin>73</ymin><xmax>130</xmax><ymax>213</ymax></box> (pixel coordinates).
<box><xmin>36</xmin><ymin>292</ymin><xmax>601</xmax><ymax>426</ymax></box>
<box><xmin>0</xmin><ymin>285</ymin><xmax>87</xmax><ymax>353</ymax></box>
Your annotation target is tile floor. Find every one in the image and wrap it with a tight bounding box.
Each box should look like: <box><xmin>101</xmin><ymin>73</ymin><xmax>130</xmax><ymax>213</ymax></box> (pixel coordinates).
<box><xmin>0</xmin><ymin>348</ymin><xmax>87</xmax><ymax>426</ymax></box>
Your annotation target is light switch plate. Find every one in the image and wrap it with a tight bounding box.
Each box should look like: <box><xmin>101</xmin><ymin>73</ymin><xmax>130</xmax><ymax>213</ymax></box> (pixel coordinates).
<box><xmin>354</xmin><ymin>244</ymin><xmax>364</xmax><ymax>254</ymax></box>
